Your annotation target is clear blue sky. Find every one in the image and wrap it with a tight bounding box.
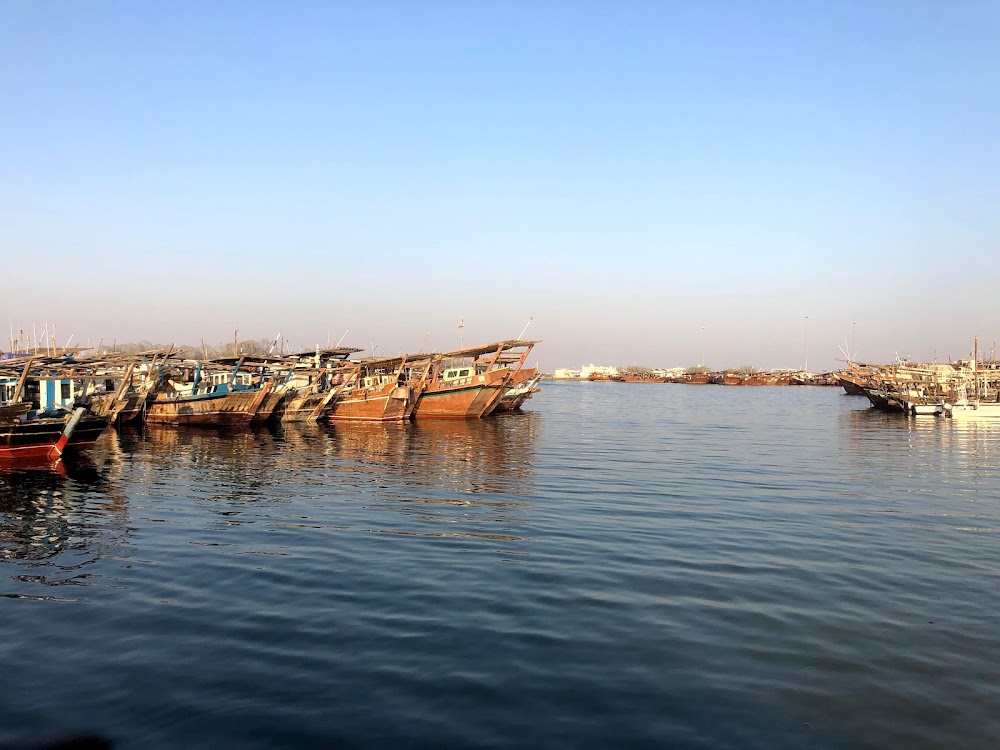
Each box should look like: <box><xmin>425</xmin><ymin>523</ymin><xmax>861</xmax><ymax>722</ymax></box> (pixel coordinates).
<box><xmin>3</xmin><ymin>1</ymin><xmax>998</xmax><ymax>370</ymax></box>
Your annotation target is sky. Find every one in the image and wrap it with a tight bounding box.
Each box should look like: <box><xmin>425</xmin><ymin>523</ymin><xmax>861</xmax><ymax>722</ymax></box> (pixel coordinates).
<box><xmin>2</xmin><ymin>1</ymin><xmax>998</xmax><ymax>371</ymax></box>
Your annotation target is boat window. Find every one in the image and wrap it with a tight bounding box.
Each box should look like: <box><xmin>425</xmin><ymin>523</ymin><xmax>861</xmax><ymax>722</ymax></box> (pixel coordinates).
<box><xmin>459</xmin><ymin>369</ymin><xmax>470</xmax><ymax>377</ymax></box>
<box><xmin>61</xmin><ymin>382</ymin><xmax>72</xmax><ymax>400</ymax></box>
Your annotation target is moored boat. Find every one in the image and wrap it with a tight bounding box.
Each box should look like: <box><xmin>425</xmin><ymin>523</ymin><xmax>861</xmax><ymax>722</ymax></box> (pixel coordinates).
<box><xmin>145</xmin><ymin>358</ymin><xmax>274</xmax><ymax>426</ymax></box>
<box><xmin>1</xmin><ymin>362</ymin><xmax>108</xmax><ymax>459</ymax></box>
<box><xmin>412</xmin><ymin>340</ymin><xmax>537</xmax><ymax>419</ymax></box>
<box><xmin>327</xmin><ymin>356</ymin><xmax>432</xmax><ymax>422</ymax></box>
<box><xmin>494</xmin><ymin>368</ymin><xmax>543</xmax><ymax>411</ymax></box>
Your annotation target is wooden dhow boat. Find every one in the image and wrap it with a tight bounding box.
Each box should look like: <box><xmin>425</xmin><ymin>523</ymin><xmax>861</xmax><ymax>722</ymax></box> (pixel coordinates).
<box><xmin>1</xmin><ymin>360</ymin><xmax>108</xmax><ymax>459</ymax></box>
<box><xmin>84</xmin><ymin>350</ymin><xmax>172</xmax><ymax>425</ymax></box>
<box><xmin>327</xmin><ymin>356</ymin><xmax>433</xmax><ymax>422</ymax></box>
<box><xmin>265</xmin><ymin>347</ymin><xmax>363</xmax><ymax>422</ymax></box>
<box><xmin>411</xmin><ymin>340</ymin><xmax>537</xmax><ymax>419</ymax></box>
<box><xmin>145</xmin><ymin>358</ymin><xmax>274</xmax><ymax>426</ymax></box>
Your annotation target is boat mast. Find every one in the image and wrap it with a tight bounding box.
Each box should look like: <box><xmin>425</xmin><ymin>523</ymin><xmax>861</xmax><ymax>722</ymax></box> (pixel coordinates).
<box><xmin>973</xmin><ymin>337</ymin><xmax>979</xmax><ymax>402</ymax></box>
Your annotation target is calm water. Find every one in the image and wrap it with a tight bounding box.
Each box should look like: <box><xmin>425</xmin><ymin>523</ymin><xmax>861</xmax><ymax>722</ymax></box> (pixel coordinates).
<box><xmin>2</xmin><ymin>383</ymin><xmax>1000</xmax><ymax>749</ymax></box>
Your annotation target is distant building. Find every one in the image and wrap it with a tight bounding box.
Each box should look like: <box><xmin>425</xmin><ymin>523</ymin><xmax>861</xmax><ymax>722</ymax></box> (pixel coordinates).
<box><xmin>552</xmin><ymin>368</ymin><xmax>581</xmax><ymax>379</ymax></box>
<box><xmin>579</xmin><ymin>364</ymin><xmax>619</xmax><ymax>379</ymax></box>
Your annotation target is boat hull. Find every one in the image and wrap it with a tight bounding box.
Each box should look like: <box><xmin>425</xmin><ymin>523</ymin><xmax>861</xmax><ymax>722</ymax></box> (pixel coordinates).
<box><xmin>0</xmin><ymin>414</ymin><xmax>109</xmax><ymax>459</ymax></box>
<box><xmin>146</xmin><ymin>386</ymin><xmax>271</xmax><ymax>427</ymax></box>
<box><xmin>328</xmin><ymin>384</ymin><xmax>414</xmax><ymax>422</ymax></box>
<box><xmin>494</xmin><ymin>369</ymin><xmax>541</xmax><ymax>411</ymax></box>
<box><xmin>412</xmin><ymin>372</ymin><xmax>507</xmax><ymax>419</ymax></box>
<box><xmin>250</xmin><ymin>390</ymin><xmax>288</xmax><ymax>425</ymax></box>
<box><xmin>945</xmin><ymin>402</ymin><xmax>1000</xmax><ymax>419</ymax></box>
<box><xmin>279</xmin><ymin>391</ymin><xmax>328</xmax><ymax>422</ymax></box>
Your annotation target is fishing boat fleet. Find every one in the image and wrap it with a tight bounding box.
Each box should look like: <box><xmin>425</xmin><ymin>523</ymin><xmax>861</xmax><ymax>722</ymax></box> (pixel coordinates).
<box><xmin>839</xmin><ymin>340</ymin><xmax>1000</xmax><ymax>419</ymax></box>
<box><xmin>0</xmin><ymin>339</ymin><xmax>542</xmax><ymax>462</ymax></box>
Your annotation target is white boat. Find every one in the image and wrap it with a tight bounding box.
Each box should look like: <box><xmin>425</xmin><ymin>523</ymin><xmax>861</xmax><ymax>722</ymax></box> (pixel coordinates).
<box><xmin>943</xmin><ymin>339</ymin><xmax>1000</xmax><ymax>419</ymax></box>
<box><xmin>944</xmin><ymin>400</ymin><xmax>1000</xmax><ymax>419</ymax></box>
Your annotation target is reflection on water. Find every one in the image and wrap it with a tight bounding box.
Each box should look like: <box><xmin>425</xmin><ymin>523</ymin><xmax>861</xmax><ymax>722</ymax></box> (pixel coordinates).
<box><xmin>839</xmin><ymin>408</ymin><xmax>1000</xmax><ymax>495</ymax></box>
<box><xmin>1</xmin><ymin>414</ymin><xmax>541</xmax><ymax>577</ymax></box>
<box><xmin>0</xmin><ymin>432</ymin><xmax>130</xmax><ymax>595</ymax></box>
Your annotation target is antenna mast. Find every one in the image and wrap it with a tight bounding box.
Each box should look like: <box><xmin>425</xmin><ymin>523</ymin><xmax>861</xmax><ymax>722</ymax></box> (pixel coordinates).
<box><xmin>517</xmin><ymin>317</ymin><xmax>534</xmax><ymax>341</ymax></box>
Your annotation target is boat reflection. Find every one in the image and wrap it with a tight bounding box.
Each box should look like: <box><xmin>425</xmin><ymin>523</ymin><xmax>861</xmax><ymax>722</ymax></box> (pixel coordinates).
<box><xmin>134</xmin><ymin>425</ymin><xmax>289</xmax><ymax>499</ymax></box>
<box><xmin>839</xmin><ymin>407</ymin><xmax>1000</xmax><ymax>491</ymax></box>
<box><xmin>0</xmin><ymin>431</ymin><xmax>129</xmax><ymax>569</ymax></box>
<box><xmin>324</xmin><ymin>415</ymin><xmax>540</xmax><ymax>554</ymax></box>
<box><xmin>325</xmin><ymin>412</ymin><xmax>539</xmax><ymax>496</ymax></box>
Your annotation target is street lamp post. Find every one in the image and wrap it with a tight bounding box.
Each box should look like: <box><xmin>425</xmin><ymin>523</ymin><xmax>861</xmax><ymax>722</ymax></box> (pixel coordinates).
<box><xmin>804</xmin><ymin>316</ymin><xmax>809</xmax><ymax>373</ymax></box>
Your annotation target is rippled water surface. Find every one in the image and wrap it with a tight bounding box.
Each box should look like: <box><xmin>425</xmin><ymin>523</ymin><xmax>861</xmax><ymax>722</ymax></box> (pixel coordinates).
<box><xmin>3</xmin><ymin>383</ymin><xmax>1000</xmax><ymax>748</ymax></box>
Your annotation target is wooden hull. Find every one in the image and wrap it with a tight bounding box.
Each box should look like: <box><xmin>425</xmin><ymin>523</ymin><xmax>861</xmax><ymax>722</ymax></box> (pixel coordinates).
<box><xmin>412</xmin><ymin>370</ymin><xmax>508</xmax><ymax>419</ymax></box>
<box><xmin>87</xmin><ymin>391</ymin><xmax>152</xmax><ymax>425</ymax></box>
<box><xmin>279</xmin><ymin>390</ymin><xmax>328</xmax><ymax>422</ymax></box>
<box><xmin>0</xmin><ymin>414</ymin><xmax>108</xmax><ymax>459</ymax></box>
<box><xmin>493</xmin><ymin>391</ymin><xmax>532</xmax><ymax>411</ymax></box>
<box><xmin>251</xmin><ymin>390</ymin><xmax>288</xmax><ymax>425</ymax></box>
<box><xmin>328</xmin><ymin>383</ymin><xmax>415</xmax><ymax>422</ymax></box>
<box><xmin>839</xmin><ymin>376</ymin><xmax>868</xmax><ymax>396</ymax></box>
<box><xmin>493</xmin><ymin>369</ymin><xmax>539</xmax><ymax>412</ymax></box>
<box><xmin>112</xmin><ymin>394</ymin><xmax>150</xmax><ymax>424</ymax></box>
<box><xmin>146</xmin><ymin>386</ymin><xmax>271</xmax><ymax>427</ymax></box>
<box><xmin>620</xmin><ymin>374</ymin><xmax>666</xmax><ymax>383</ymax></box>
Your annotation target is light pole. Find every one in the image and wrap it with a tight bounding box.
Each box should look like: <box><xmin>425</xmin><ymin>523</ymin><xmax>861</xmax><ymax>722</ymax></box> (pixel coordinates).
<box><xmin>804</xmin><ymin>316</ymin><xmax>809</xmax><ymax>373</ymax></box>
<box><xmin>852</xmin><ymin>321</ymin><xmax>856</xmax><ymax>358</ymax></box>
<box><xmin>701</xmin><ymin>326</ymin><xmax>705</xmax><ymax>368</ymax></box>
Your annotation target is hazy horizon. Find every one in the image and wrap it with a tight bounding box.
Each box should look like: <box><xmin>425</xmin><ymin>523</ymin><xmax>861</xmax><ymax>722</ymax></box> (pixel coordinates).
<box><xmin>4</xmin><ymin>2</ymin><xmax>998</xmax><ymax>373</ymax></box>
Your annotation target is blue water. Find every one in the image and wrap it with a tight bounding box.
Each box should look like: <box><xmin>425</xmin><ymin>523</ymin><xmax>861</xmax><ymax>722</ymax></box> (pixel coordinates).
<box><xmin>2</xmin><ymin>383</ymin><xmax>1000</xmax><ymax>749</ymax></box>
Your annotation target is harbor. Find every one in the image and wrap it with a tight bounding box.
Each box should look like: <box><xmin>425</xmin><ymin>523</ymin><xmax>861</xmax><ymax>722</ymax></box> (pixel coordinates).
<box><xmin>5</xmin><ymin>1</ymin><xmax>999</xmax><ymax>745</ymax></box>
<box><xmin>550</xmin><ymin>340</ymin><xmax>1000</xmax><ymax>422</ymax></box>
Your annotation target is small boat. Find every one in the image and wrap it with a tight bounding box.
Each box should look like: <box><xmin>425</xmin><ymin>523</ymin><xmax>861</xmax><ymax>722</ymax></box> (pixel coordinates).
<box><xmin>944</xmin><ymin>400</ymin><xmax>1000</xmax><ymax>419</ymax></box>
<box><xmin>494</xmin><ymin>369</ymin><xmax>543</xmax><ymax>411</ymax></box>
<box><xmin>939</xmin><ymin>340</ymin><xmax>1000</xmax><ymax>419</ymax></box>
<box><xmin>619</xmin><ymin>371</ymin><xmax>666</xmax><ymax>383</ymax></box>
